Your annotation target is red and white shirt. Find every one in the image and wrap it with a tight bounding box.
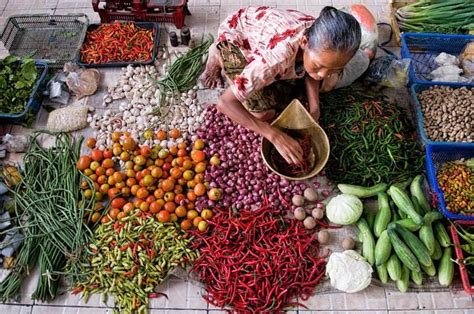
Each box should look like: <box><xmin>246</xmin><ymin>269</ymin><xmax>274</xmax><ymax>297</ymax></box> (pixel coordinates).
<box><xmin>217</xmin><ymin>6</ymin><xmax>315</xmax><ymax>102</ymax></box>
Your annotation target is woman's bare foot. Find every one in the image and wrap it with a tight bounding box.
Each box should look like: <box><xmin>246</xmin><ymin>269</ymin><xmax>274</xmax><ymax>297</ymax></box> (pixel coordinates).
<box><xmin>201</xmin><ymin>43</ymin><xmax>225</xmax><ymax>88</ymax></box>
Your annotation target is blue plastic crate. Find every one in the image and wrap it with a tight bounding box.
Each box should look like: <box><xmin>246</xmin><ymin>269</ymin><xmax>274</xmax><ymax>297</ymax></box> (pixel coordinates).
<box><xmin>426</xmin><ymin>144</ymin><xmax>474</xmax><ymax>221</ymax></box>
<box><xmin>0</xmin><ymin>60</ymin><xmax>48</xmax><ymax>124</ymax></box>
<box><xmin>410</xmin><ymin>83</ymin><xmax>474</xmax><ymax>147</ymax></box>
<box><xmin>401</xmin><ymin>32</ymin><xmax>474</xmax><ymax>87</ymax></box>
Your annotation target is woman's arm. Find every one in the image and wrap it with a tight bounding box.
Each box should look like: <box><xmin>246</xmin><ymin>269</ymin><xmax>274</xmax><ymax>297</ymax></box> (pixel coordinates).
<box><xmin>217</xmin><ymin>88</ymin><xmax>304</xmax><ymax>164</ymax></box>
<box><xmin>304</xmin><ymin>74</ymin><xmax>321</xmax><ymax>121</ymax></box>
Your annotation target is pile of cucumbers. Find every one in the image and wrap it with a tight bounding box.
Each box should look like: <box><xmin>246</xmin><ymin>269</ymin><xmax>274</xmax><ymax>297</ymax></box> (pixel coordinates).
<box><xmin>338</xmin><ymin>175</ymin><xmax>454</xmax><ymax>292</ymax></box>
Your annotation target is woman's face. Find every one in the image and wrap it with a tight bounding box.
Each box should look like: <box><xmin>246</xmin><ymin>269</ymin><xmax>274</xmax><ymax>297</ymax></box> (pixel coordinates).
<box><xmin>301</xmin><ymin>40</ymin><xmax>354</xmax><ymax>81</ymax></box>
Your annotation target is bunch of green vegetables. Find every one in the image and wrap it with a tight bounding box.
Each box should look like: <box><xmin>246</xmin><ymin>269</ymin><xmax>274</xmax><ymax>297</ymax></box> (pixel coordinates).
<box><xmin>0</xmin><ymin>56</ymin><xmax>38</xmax><ymax>115</ymax></box>
<box><xmin>452</xmin><ymin>223</ymin><xmax>474</xmax><ymax>282</ymax></box>
<box><xmin>0</xmin><ymin>132</ymin><xmax>94</xmax><ymax>302</ymax></box>
<box><xmin>338</xmin><ymin>176</ymin><xmax>454</xmax><ymax>292</ymax></box>
<box><xmin>320</xmin><ymin>88</ymin><xmax>424</xmax><ymax>186</ymax></box>
<box><xmin>396</xmin><ymin>0</ymin><xmax>474</xmax><ymax>34</ymax></box>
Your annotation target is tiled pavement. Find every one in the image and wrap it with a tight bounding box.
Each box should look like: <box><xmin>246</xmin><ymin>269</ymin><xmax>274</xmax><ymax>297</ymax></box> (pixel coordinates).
<box><xmin>0</xmin><ymin>0</ymin><xmax>473</xmax><ymax>313</ymax></box>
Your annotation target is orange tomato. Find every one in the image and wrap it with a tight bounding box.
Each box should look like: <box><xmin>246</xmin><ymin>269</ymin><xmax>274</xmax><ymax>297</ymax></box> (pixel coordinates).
<box><xmin>133</xmin><ymin>164</ymin><xmax>143</xmax><ymax>172</ymax></box>
<box><xmin>151</xmin><ymin>167</ymin><xmax>163</xmax><ymax>178</ymax></box>
<box><xmin>111</xmin><ymin>131</ymin><xmax>121</xmax><ymax>142</ymax></box>
<box><xmin>157</xmin><ymin>210</ymin><xmax>170</xmax><ymax>223</ymax></box>
<box><xmin>170</xmin><ymin>213</ymin><xmax>178</xmax><ymax>222</ymax></box>
<box><xmin>112</xmin><ymin>171</ymin><xmax>123</xmax><ymax>183</ymax></box>
<box><xmin>177</xmin><ymin>178</ymin><xmax>187</xmax><ymax>187</ymax></box>
<box><xmin>187</xmin><ymin>209</ymin><xmax>198</xmax><ymax>220</ymax></box>
<box><xmin>130</xmin><ymin>184</ymin><xmax>140</xmax><ymax>196</ymax></box>
<box><xmin>91</xmin><ymin>150</ymin><xmax>104</xmax><ymax>162</ymax></box>
<box><xmin>76</xmin><ymin>156</ymin><xmax>91</xmax><ymax>171</ymax></box>
<box><xmin>122</xmin><ymin>137</ymin><xmax>137</xmax><ymax>151</ymax></box>
<box><xmin>174</xmin><ymin>193</ymin><xmax>186</xmax><ymax>204</ymax></box>
<box><xmin>86</xmin><ymin>137</ymin><xmax>97</xmax><ymax>149</ymax></box>
<box><xmin>193</xmin><ymin>216</ymin><xmax>203</xmax><ymax>227</ymax></box>
<box><xmin>154</xmin><ymin>188</ymin><xmax>165</xmax><ymax>199</ymax></box>
<box><xmin>112</xmin><ymin>146</ymin><xmax>122</xmax><ymax>156</ymax></box>
<box><xmin>183</xmin><ymin>170</ymin><xmax>194</xmax><ymax>181</ymax></box>
<box><xmin>121</xmin><ymin>187</ymin><xmax>131</xmax><ymax>197</ymax></box>
<box><xmin>104</xmin><ymin>168</ymin><xmax>114</xmax><ymax>177</ymax></box>
<box><xmin>201</xmin><ymin>209</ymin><xmax>213</xmax><ymax>219</ymax></box>
<box><xmin>155</xmin><ymin>159</ymin><xmax>164</xmax><ymax>167</ymax></box>
<box><xmin>191</xmin><ymin>150</ymin><xmax>206</xmax><ymax>162</ymax></box>
<box><xmin>123</xmin><ymin>202</ymin><xmax>135</xmax><ymax>214</ymax></box>
<box><xmin>175</xmin><ymin>206</ymin><xmax>187</xmax><ymax>217</ymax></box>
<box><xmin>146</xmin><ymin>195</ymin><xmax>156</xmax><ymax>203</ymax></box>
<box><xmin>169</xmin><ymin>128</ymin><xmax>181</xmax><ymax>139</ymax></box>
<box><xmin>108</xmin><ymin>188</ymin><xmax>120</xmax><ymax>199</ymax></box>
<box><xmin>89</xmin><ymin>174</ymin><xmax>98</xmax><ymax>182</ymax></box>
<box><xmin>143</xmin><ymin>174</ymin><xmax>154</xmax><ymax>186</ymax></box>
<box><xmin>102</xmin><ymin>158</ymin><xmax>115</xmax><ymax>169</ymax></box>
<box><xmin>193</xmin><ymin>139</ymin><xmax>205</xmax><ymax>150</ymax></box>
<box><xmin>120</xmin><ymin>151</ymin><xmax>130</xmax><ymax>161</ymax></box>
<box><xmin>101</xmin><ymin>216</ymin><xmax>111</xmax><ymax>224</ymax></box>
<box><xmin>164</xmin><ymin>192</ymin><xmax>175</xmax><ymax>202</ymax></box>
<box><xmin>103</xmin><ymin>149</ymin><xmax>113</xmax><ymax>159</ymax></box>
<box><xmin>186</xmin><ymin>190</ymin><xmax>197</xmax><ymax>202</ymax></box>
<box><xmin>186</xmin><ymin>202</ymin><xmax>195</xmax><ymax>210</ymax></box>
<box><xmin>99</xmin><ymin>183</ymin><xmax>110</xmax><ymax>194</ymax></box>
<box><xmin>194</xmin><ymin>183</ymin><xmax>206</xmax><ymax>196</ymax></box>
<box><xmin>111</xmin><ymin>197</ymin><xmax>127</xmax><ymax>209</ymax></box>
<box><xmin>91</xmin><ymin>212</ymin><xmax>101</xmax><ymax>223</ymax></box>
<box><xmin>117</xmin><ymin>211</ymin><xmax>127</xmax><ymax>220</ymax></box>
<box><xmin>139</xmin><ymin>201</ymin><xmax>150</xmax><ymax>212</ymax></box>
<box><xmin>170</xmin><ymin>168</ymin><xmax>182</xmax><ymax>179</ymax></box>
<box><xmin>134</xmin><ymin>155</ymin><xmax>146</xmax><ymax>166</ymax></box>
<box><xmin>187</xmin><ymin>180</ymin><xmax>197</xmax><ymax>189</ymax></box>
<box><xmin>161</xmin><ymin>179</ymin><xmax>175</xmax><ymax>192</ymax></box>
<box><xmin>156</xmin><ymin>130</ymin><xmax>167</xmax><ymax>141</ymax></box>
<box><xmin>136</xmin><ymin>187</ymin><xmax>149</xmax><ymax>199</ymax></box>
<box><xmin>182</xmin><ymin>160</ymin><xmax>193</xmax><ymax>170</ymax></box>
<box><xmin>107</xmin><ymin>176</ymin><xmax>116</xmax><ymax>186</ymax></box>
<box><xmin>95</xmin><ymin>167</ymin><xmax>106</xmax><ymax>177</ymax></box>
<box><xmin>169</xmin><ymin>146</ymin><xmax>178</xmax><ymax>156</ymax></box>
<box><xmin>126</xmin><ymin>177</ymin><xmax>137</xmax><ymax>187</ymax></box>
<box><xmin>194</xmin><ymin>173</ymin><xmax>205</xmax><ymax>183</ymax></box>
<box><xmin>208</xmin><ymin>188</ymin><xmax>222</xmax><ymax>201</ymax></box>
<box><xmin>125</xmin><ymin>161</ymin><xmax>134</xmax><ymax>170</ymax></box>
<box><xmin>90</xmin><ymin>161</ymin><xmax>100</xmax><ymax>171</ymax></box>
<box><xmin>164</xmin><ymin>202</ymin><xmax>176</xmax><ymax>213</ymax></box>
<box><xmin>134</xmin><ymin>199</ymin><xmax>144</xmax><ymax>208</ymax></box>
<box><xmin>140</xmin><ymin>145</ymin><xmax>151</xmax><ymax>157</ymax></box>
<box><xmin>149</xmin><ymin>201</ymin><xmax>162</xmax><ymax>213</ymax></box>
<box><xmin>115</xmin><ymin>181</ymin><xmax>126</xmax><ymax>190</ymax></box>
<box><xmin>174</xmin><ymin>185</ymin><xmax>183</xmax><ymax>195</ymax></box>
<box><xmin>109</xmin><ymin>208</ymin><xmax>120</xmax><ymax>220</ymax></box>
<box><xmin>194</xmin><ymin>162</ymin><xmax>207</xmax><ymax>173</ymax></box>
<box><xmin>180</xmin><ymin>219</ymin><xmax>192</xmax><ymax>230</ymax></box>
<box><xmin>84</xmin><ymin>168</ymin><xmax>94</xmax><ymax>176</ymax></box>
<box><xmin>177</xmin><ymin>149</ymin><xmax>187</xmax><ymax>157</ymax></box>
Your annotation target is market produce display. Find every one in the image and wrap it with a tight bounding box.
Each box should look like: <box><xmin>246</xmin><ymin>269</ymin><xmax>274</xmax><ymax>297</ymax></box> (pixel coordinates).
<box><xmin>328</xmin><ymin>176</ymin><xmax>454</xmax><ymax>292</ymax></box>
<box><xmin>191</xmin><ymin>204</ymin><xmax>327</xmax><ymax>312</ymax></box>
<box><xmin>0</xmin><ymin>56</ymin><xmax>38</xmax><ymax>115</ymax></box>
<box><xmin>396</xmin><ymin>0</ymin><xmax>474</xmax><ymax>34</ymax></box>
<box><xmin>75</xmin><ymin>211</ymin><xmax>196</xmax><ymax>313</ymax></box>
<box><xmin>0</xmin><ymin>133</ymin><xmax>92</xmax><ymax>301</ymax></box>
<box><xmin>417</xmin><ymin>85</ymin><xmax>473</xmax><ymax>143</ymax></box>
<box><xmin>320</xmin><ymin>89</ymin><xmax>424</xmax><ymax>185</ymax></box>
<box><xmin>77</xmin><ymin>130</ymin><xmax>217</xmax><ymax>231</ymax></box>
<box><xmin>80</xmin><ymin>22</ymin><xmax>154</xmax><ymax>64</ymax></box>
<box><xmin>437</xmin><ymin>158</ymin><xmax>474</xmax><ymax>215</ymax></box>
<box><xmin>195</xmin><ymin>106</ymin><xmax>311</xmax><ymax>210</ymax></box>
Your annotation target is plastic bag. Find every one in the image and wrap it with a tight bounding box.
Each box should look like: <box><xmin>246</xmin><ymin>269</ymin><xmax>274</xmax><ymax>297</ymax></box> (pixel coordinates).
<box><xmin>2</xmin><ymin>134</ymin><xmax>30</xmax><ymax>153</ymax></box>
<box><xmin>342</xmin><ymin>4</ymin><xmax>378</xmax><ymax>59</ymax></box>
<box><xmin>63</xmin><ymin>62</ymin><xmax>100</xmax><ymax>99</ymax></box>
<box><xmin>362</xmin><ymin>55</ymin><xmax>410</xmax><ymax>88</ymax></box>
<box><xmin>46</xmin><ymin>105</ymin><xmax>89</xmax><ymax>132</ymax></box>
<box><xmin>434</xmin><ymin>52</ymin><xmax>459</xmax><ymax>66</ymax></box>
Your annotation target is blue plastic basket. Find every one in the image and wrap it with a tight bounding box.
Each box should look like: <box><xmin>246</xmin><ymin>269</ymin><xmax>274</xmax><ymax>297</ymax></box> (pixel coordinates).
<box><xmin>410</xmin><ymin>83</ymin><xmax>474</xmax><ymax>147</ymax></box>
<box><xmin>0</xmin><ymin>60</ymin><xmax>48</xmax><ymax>124</ymax></box>
<box><xmin>426</xmin><ymin>144</ymin><xmax>474</xmax><ymax>221</ymax></box>
<box><xmin>401</xmin><ymin>32</ymin><xmax>474</xmax><ymax>87</ymax></box>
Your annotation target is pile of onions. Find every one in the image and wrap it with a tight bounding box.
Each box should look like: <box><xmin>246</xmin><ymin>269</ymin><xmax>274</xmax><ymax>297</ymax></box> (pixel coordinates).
<box><xmin>195</xmin><ymin>106</ymin><xmax>307</xmax><ymax>210</ymax></box>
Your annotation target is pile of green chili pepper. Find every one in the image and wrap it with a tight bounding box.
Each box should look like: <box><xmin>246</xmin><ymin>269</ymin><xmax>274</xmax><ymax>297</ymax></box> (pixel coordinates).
<box><xmin>75</xmin><ymin>210</ymin><xmax>197</xmax><ymax>314</ymax></box>
<box><xmin>320</xmin><ymin>88</ymin><xmax>424</xmax><ymax>186</ymax></box>
<box><xmin>0</xmin><ymin>132</ymin><xmax>93</xmax><ymax>302</ymax></box>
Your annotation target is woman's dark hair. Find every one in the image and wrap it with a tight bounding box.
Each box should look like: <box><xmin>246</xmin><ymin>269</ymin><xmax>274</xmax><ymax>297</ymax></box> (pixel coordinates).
<box><xmin>305</xmin><ymin>6</ymin><xmax>361</xmax><ymax>55</ymax></box>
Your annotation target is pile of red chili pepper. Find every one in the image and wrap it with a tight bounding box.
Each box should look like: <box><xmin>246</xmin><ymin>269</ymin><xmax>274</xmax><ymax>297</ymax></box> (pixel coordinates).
<box><xmin>80</xmin><ymin>22</ymin><xmax>154</xmax><ymax>64</ymax></box>
<box><xmin>270</xmin><ymin>131</ymin><xmax>313</xmax><ymax>177</ymax></box>
<box><xmin>191</xmin><ymin>203</ymin><xmax>327</xmax><ymax>313</ymax></box>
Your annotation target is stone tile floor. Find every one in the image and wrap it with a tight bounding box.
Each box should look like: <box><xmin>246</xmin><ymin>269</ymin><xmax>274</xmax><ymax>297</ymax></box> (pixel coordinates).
<box><xmin>0</xmin><ymin>0</ymin><xmax>473</xmax><ymax>313</ymax></box>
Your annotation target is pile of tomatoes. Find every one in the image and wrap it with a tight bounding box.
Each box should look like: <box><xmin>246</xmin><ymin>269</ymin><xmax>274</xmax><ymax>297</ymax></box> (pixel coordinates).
<box><xmin>76</xmin><ymin>129</ymin><xmax>221</xmax><ymax>231</ymax></box>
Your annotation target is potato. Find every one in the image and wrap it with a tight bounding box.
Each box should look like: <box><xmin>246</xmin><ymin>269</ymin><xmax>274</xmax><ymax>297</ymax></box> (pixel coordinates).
<box><xmin>304</xmin><ymin>187</ymin><xmax>319</xmax><ymax>202</ymax></box>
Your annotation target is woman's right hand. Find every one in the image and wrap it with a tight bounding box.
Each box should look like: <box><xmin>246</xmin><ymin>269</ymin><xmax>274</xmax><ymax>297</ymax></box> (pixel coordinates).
<box><xmin>268</xmin><ymin>128</ymin><xmax>304</xmax><ymax>165</ymax></box>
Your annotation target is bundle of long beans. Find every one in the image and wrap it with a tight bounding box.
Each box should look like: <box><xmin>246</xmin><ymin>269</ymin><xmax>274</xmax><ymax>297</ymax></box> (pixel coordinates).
<box><xmin>396</xmin><ymin>0</ymin><xmax>474</xmax><ymax>34</ymax></box>
<box><xmin>320</xmin><ymin>88</ymin><xmax>424</xmax><ymax>186</ymax></box>
<box><xmin>0</xmin><ymin>132</ymin><xmax>94</xmax><ymax>301</ymax></box>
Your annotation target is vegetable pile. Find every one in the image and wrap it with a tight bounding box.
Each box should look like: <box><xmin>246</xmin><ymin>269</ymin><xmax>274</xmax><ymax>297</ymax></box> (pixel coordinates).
<box><xmin>451</xmin><ymin>222</ymin><xmax>474</xmax><ymax>282</ymax></box>
<box><xmin>77</xmin><ymin>130</ymin><xmax>217</xmax><ymax>231</ymax></box>
<box><xmin>191</xmin><ymin>204</ymin><xmax>326</xmax><ymax>312</ymax></box>
<box><xmin>332</xmin><ymin>176</ymin><xmax>454</xmax><ymax>292</ymax></box>
<box><xmin>396</xmin><ymin>0</ymin><xmax>474</xmax><ymax>34</ymax></box>
<box><xmin>0</xmin><ymin>132</ymin><xmax>92</xmax><ymax>301</ymax></box>
<box><xmin>75</xmin><ymin>210</ymin><xmax>196</xmax><ymax>313</ymax></box>
<box><xmin>320</xmin><ymin>88</ymin><xmax>424</xmax><ymax>186</ymax></box>
<box><xmin>80</xmin><ymin>22</ymin><xmax>154</xmax><ymax>64</ymax></box>
<box><xmin>418</xmin><ymin>86</ymin><xmax>473</xmax><ymax>143</ymax></box>
<box><xmin>0</xmin><ymin>56</ymin><xmax>38</xmax><ymax>115</ymax></box>
<box><xmin>195</xmin><ymin>106</ymin><xmax>308</xmax><ymax>210</ymax></box>
<box><xmin>437</xmin><ymin>158</ymin><xmax>474</xmax><ymax>215</ymax></box>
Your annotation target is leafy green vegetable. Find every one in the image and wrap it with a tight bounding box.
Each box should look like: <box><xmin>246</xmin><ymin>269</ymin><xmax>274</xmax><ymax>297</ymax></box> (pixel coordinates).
<box><xmin>0</xmin><ymin>56</ymin><xmax>38</xmax><ymax>115</ymax></box>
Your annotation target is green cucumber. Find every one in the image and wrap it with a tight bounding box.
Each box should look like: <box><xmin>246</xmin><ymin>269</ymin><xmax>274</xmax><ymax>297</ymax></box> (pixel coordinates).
<box><xmin>374</xmin><ymin>192</ymin><xmax>391</xmax><ymax>238</ymax></box>
<box><xmin>411</xmin><ymin>195</ymin><xmax>422</xmax><ymax>214</ymax></box>
<box><xmin>337</xmin><ymin>183</ymin><xmax>388</xmax><ymax>198</ymax></box>
<box><xmin>398</xmin><ymin>208</ymin><xmax>408</xmax><ymax>219</ymax></box>
<box><xmin>410</xmin><ymin>175</ymin><xmax>431</xmax><ymax>214</ymax></box>
<box><xmin>394</xmin><ymin>224</ymin><xmax>433</xmax><ymax>267</ymax></box>
<box><xmin>411</xmin><ymin>269</ymin><xmax>423</xmax><ymax>285</ymax></box>
<box><xmin>438</xmin><ymin>247</ymin><xmax>454</xmax><ymax>287</ymax></box>
<box><xmin>376</xmin><ymin>263</ymin><xmax>389</xmax><ymax>284</ymax></box>
<box><xmin>388</xmin><ymin>185</ymin><xmax>424</xmax><ymax>225</ymax></box>
<box><xmin>431</xmin><ymin>238</ymin><xmax>443</xmax><ymax>261</ymax></box>
<box><xmin>421</xmin><ymin>262</ymin><xmax>437</xmax><ymax>277</ymax></box>
<box><xmin>396</xmin><ymin>265</ymin><xmax>410</xmax><ymax>292</ymax></box>
<box><xmin>393</xmin><ymin>178</ymin><xmax>412</xmax><ymax>190</ymax></box>
<box><xmin>357</xmin><ymin>218</ymin><xmax>375</xmax><ymax>265</ymax></box>
<box><xmin>388</xmin><ymin>228</ymin><xmax>421</xmax><ymax>272</ymax></box>
<box><xmin>433</xmin><ymin>221</ymin><xmax>451</xmax><ymax>247</ymax></box>
<box><xmin>375</xmin><ymin>230</ymin><xmax>392</xmax><ymax>266</ymax></box>
<box><xmin>366</xmin><ymin>207</ymin><xmax>377</xmax><ymax>231</ymax></box>
<box><xmin>424</xmin><ymin>211</ymin><xmax>443</xmax><ymax>224</ymax></box>
<box><xmin>395</xmin><ymin>218</ymin><xmax>421</xmax><ymax>232</ymax></box>
<box><xmin>387</xmin><ymin>253</ymin><xmax>402</xmax><ymax>281</ymax></box>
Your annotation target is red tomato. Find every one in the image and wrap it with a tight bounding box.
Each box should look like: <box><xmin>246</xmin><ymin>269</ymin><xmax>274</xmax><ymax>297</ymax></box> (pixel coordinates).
<box><xmin>111</xmin><ymin>197</ymin><xmax>127</xmax><ymax>209</ymax></box>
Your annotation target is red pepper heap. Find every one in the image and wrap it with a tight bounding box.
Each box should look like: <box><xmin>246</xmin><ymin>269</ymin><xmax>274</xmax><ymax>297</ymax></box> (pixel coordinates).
<box><xmin>80</xmin><ymin>22</ymin><xmax>154</xmax><ymax>64</ymax></box>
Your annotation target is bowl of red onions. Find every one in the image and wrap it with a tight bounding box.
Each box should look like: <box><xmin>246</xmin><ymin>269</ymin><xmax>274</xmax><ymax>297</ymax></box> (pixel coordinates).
<box><xmin>261</xmin><ymin>99</ymin><xmax>330</xmax><ymax>181</ymax></box>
